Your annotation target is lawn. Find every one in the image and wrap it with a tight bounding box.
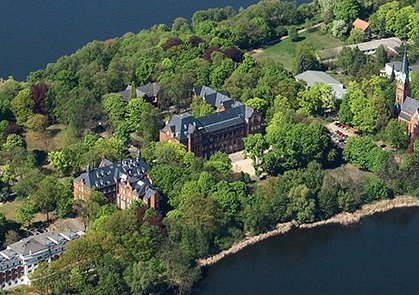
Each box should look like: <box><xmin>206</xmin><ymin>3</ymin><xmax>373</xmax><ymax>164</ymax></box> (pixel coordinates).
<box><xmin>0</xmin><ymin>198</ymin><xmax>24</xmax><ymax>221</ymax></box>
<box><xmin>253</xmin><ymin>29</ymin><xmax>344</xmax><ymax>71</ymax></box>
<box><xmin>25</xmin><ymin>124</ymin><xmax>68</xmax><ymax>152</ymax></box>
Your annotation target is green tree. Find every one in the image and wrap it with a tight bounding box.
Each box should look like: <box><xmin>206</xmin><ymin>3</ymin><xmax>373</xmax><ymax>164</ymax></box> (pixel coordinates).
<box><xmin>16</xmin><ymin>201</ymin><xmax>36</xmax><ymax>227</ymax></box>
<box><xmin>347</xmin><ymin>29</ymin><xmax>364</xmax><ymax>44</ymax></box>
<box><xmin>3</xmin><ymin>134</ymin><xmax>26</xmax><ymax>149</ymax></box>
<box><xmin>339</xmin><ymin>93</ymin><xmax>354</xmax><ymax>124</ymax></box>
<box><xmin>343</xmin><ymin>136</ymin><xmax>388</xmax><ymax>172</ymax></box>
<box><xmin>126</xmin><ymin>97</ymin><xmax>161</xmax><ymax>141</ymax></box>
<box><xmin>375</xmin><ymin>45</ymin><xmax>388</xmax><ymax>67</ymax></box>
<box><xmin>266</xmin><ymin>117</ymin><xmax>334</xmax><ymax>172</ymax></box>
<box><xmin>102</xmin><ymin>93</ymin><xmax>127</xmax><ymax>129</ymax></box>
<box><xmin>288</xmin><ymin>26</ymin><xmax>299</xmax><ymax>42</ymax></box>
<box><xmin>243</xmin><ymin>133</ymin><xmax>268</xmax><ymax>175</ymax></box>
<box><xmin>336</xmin><ymin>47</ymin><xmax>354</xmax><ymax>74</ymax></box>
<box><xmin>391</xmin><ymin>6</ymin><xmax>415</xmax><ymax>39</ymax></box>
<box><xmin>191</xmin><ymin>96</ymin><xmax>214</xmax><ymax>117</ymax></box>
<box><xmin>163</xmin><ymin>244</ymin><xmax>201</xmax><ymax>294</ymax></box>
<box><xmin>297</xmin><ymin>83</ymin><xmax>337</xmax><ymax>116</ymax></box>
<box><xmin>25</xmin><ymin>114</ymin><xmax>48</xmax><ymax>132</ymax></box>
<box><xmin>331</xmin><ymin>20</ymin><xmax>349</xmax><ymax>38</ymax></box>
<box><xmin>12</xmin><ymin>168</ymin><xmax>44</xmax><ymax>198</ymax></box>
<box><xmin>211</xmin><ymin>181</ymin><xmax>246</xmax><ymax>223</ymax></box>
<box><xmin>31</xmin><ymin>176</ymin><xmax>61</xmax><ymax>221</ymax></box>
<box><xmin>204</xmin><ymin>152</ymin><xmax>232</xmax><ymax>176</ymax></box>
<box><xmin>295</xmin><ymin>41</ymin><xmax>319</xmax><ymax>74</ymax></box>
<box><xmin>10</xmin><ymin>89</ymin><xmax>34</xmax><ymax>127</ymax></box>
<box><xmin>130</xmin><ymin>81</ymin><xmax>137</xmax><ymax>100</ymax></box>
<box><xmin>411</xmin><ymin>72</ymin><xmax>419</xmax><ymax>98</ymax></box>
<box><xmin>408</xmin><ymin>12</ymin><xmax>419</xmax><ymax>44</ymax></box>
<box><xmin>361</xmin><ymin>177</ymin><xmax>391</xmax><ymax>203</ymax></box>
<box><xmin>383</xmin><ymin>119</ymin><xmax>409</xmax><ymax>149</ymax></box>
<box><xmin>317</xmin><ymin>185</ymin><xmax>339</xmax><ymax>219</ymax></box>
<box><xmin>48</xmin><ymin>148</ymin><xmax>79</xmax><ymax>176</ymax></box>
<box><xmin>337</xmin><ymin>191</ymin><xmax>356</xmax><ymax>212</ymax></box>
<box><xmin>287</xmin><ymin>184</ymin><xmax>316</xmax><ymax>224</ymax></box>
<box><xmin>0</xmin><ymin>78</ymin><xmax>22</xmax><ymax>120</ymax></box>
<box><xmin>126</xmin><ymin>257</ymin><xmax>165</xmax><ymax>294</ymax></box>
<box><xmin>334</xmin><ymin>0</ymin><xmax>360</xmax><ymax>24</ymax></box>
<box><xmin>245</xmin><ymin>97</ymin><xmax>269</xmax><ymax>113</ymax></box>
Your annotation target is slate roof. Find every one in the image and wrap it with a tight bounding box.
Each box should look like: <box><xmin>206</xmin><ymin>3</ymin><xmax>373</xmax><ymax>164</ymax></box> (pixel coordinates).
<box><xmin>296</xmin><ymin>71</ymin><xmax>343</xmax><ymax>87</ymax></box>
<box><xmin>193</xmin><ymin>85</ymin><xmax>234</xmax><ymax>109</ymax></box>
<box><xmin>1</xmin><ymin>231</ymin><xmax>81</xmax><ymax>265</ymax></box>
<box><xmin>8</xmin><ymin>238</ymin><xmax>47</xmax><ymax>256</ymax></box>
<box><xmin>295</xmin><ymin>71</ymin><xmax>347</xmax><ymax>100</ymax></box>
<box><xmin>162</xmin><ymin>103</ymin><xmax>254</xmax><ymax>140</ymax></box>
<box><xmin>387</xmin><ymin>61</ymin><xmax>419</xmax><ymax>73</ymax></box>
<box><xmin>75</xmin><ymin>158</ymin><xmax>150</xmax><ymax>190</ymax></box>
<box><xmin>119</xmin><ymin>83</ymin><xmax>160</xmax><ymax>101</ymax></box>
<box><xmin>400</xmin><ymin>97</ymin><xmax>419</xmax><ymax>121</ymax></box>
<box><xmin>198</xmin><ymin>106</ymin><xmax>246</xmax><ymax>133</ymax></box>
<box><xmin>163</xmin><ymin>112</ymin><xmax>200</xmax><ymax>141</ymax></box>
<box><xmin>119</xmin><ymin>85</ymin><xmax>142</xmax><ymax>101</ymax></box>
<box><xmin>137</xmin><ymin>82</ymin><xmax>160</xmax><ymax>98</ymax></box>
<box><xmin>322</xmin><ymin>37</ymin><xmax>403</xmax><ymax>59</ymax></box>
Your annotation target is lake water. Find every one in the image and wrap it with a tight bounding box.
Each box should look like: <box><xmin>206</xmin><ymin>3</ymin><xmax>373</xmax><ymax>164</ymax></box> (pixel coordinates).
<box><xmin>196</xmin><ymin>207</ymin><xmax>419</xmax><ymax>295</ymax></box>
<box><xmin>0</xmin><ymin>0</ymin><xmax>307</xmax><ymax>81</ymax></box>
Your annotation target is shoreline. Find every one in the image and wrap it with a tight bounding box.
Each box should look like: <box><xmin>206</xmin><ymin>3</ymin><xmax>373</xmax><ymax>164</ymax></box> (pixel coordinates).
<box><xmin>197</xmin><ymin>196</ymin><xmax>419</xmax><ymax>267</ymax></box>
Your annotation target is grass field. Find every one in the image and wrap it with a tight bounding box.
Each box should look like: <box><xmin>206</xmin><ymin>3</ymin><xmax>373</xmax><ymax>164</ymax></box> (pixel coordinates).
<box><xmin>0</xmin><ymin>199</ymin><xmax>24</xmax><ymax>221</ymax></box>
<box><xmin>25</xmin><ymin>124</ymin><xmax>68</xmax><ymax>152</ymax></box>
<box><xmin>253</xmin><ymin>29</ymin><xmax>344</xmax><ymax>71</ymax></box>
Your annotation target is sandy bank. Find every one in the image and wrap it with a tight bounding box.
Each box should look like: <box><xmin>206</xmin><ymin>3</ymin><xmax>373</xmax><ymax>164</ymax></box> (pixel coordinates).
<box><xmin>197</xmin><ymin>196</ymin><xmax>419</xmax><ymax>267</ymax></box>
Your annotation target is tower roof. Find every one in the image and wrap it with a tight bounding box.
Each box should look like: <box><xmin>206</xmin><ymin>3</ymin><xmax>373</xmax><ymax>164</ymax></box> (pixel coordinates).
<box><xmin>401</xmin><ymin>49</ymin><xmax>410</xmax><ymax>83</ymax></box>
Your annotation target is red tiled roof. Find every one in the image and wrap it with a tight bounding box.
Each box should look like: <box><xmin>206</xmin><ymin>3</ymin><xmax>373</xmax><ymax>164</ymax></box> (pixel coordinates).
<box><xmin>353</xmin><ymin>18</ymin><xmax>370</xmax><ymax>31</ymax></box>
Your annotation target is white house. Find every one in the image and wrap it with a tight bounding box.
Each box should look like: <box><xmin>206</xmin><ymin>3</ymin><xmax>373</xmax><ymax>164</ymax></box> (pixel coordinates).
<box><xmin>0</xmin><ymin>230</ymin><xmax>82</xmax><ymax>291</ymax></box>
<box><xmin>382</xmin><ymin>60</ymin><xmax>419</xmax><ymax>79</ymax></box>
<box><xmin>295</xmin><ymin>70</ymin><xmax>347</xmax><ymax>100</ymax></box>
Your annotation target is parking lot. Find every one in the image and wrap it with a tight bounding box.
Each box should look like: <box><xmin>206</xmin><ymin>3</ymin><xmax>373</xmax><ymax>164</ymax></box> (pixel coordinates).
<box><xmin>325</xmin><ymin>121</ymin><xmax>358</xmax><ymax>149</ymax></box>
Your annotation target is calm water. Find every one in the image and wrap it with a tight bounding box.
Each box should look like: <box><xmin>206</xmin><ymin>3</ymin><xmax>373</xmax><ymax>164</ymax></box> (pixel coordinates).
<box><xmin>196</xmin><ymin>208</ymin><xmax>419</xmax><ymax>295</ymax></box>
<box><xmin>0</xmin><ymin>0</ymin><xmax>307</xmax><ymax>81</ymax></box>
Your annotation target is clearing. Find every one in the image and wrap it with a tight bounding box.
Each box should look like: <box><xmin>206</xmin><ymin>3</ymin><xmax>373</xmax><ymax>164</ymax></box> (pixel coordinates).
<box><xmin>252</xmin><ymin>28</ymin><xmax>343</xmax><ymax>71</ymax></box>
<box><xmin>0</xmin><ymin>198</ymin><xmax>24</xmax><ymax>221</ymax></box>
<box><xmin>25</xmin><ymin>124</ymin><xmax>68</xmax><ymax>152</ymax></box>
<box><xmin>229</xmin><ymin>151</ymin><xmax>256</xmax><ymax>179</ymax></box>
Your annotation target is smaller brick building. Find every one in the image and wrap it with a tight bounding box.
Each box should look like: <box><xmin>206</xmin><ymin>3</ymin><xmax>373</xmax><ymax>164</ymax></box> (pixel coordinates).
<box><xmin>160</xmin><ymin>86</ymin><xmax>263</xmax><ymax>158</ymax></box>
<box><xmin>352</xmin><ymin>18</ymin><xmax>371</xmax><ymax>41</ymax></box>
<box><xmin>396</xmin><ymin>50</ymin><xmax>419</xmax><ymax>139</ymax></box>
<box><xmin>73</xmin><ymin>158</ymin><xmax>160</xmax><ymax>210</ymax></box>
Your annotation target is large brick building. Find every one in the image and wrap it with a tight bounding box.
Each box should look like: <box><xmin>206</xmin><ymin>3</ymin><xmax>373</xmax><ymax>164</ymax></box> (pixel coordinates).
<box><xmin>73</xmin><ymin>158</ymin><xmax>160</xmax><ymax>210</ymax></box>
<box><xmin>160</xmin><ymin>86</ymin><xmax>263</xmax><ymax>158</ymax></box>
<box><xmin>396</xmin><ymin>51</ymin><xmax>419</xmax><ymax>139</ymax></box>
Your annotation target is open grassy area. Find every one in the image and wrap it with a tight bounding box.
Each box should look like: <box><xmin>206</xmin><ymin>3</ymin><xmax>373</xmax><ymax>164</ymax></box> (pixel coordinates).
<box><xmin>253</xmin><ymin>29</ymin><xmax>344</xmax><ymax>71</ymax></box>
<box><xmin>0</xmin><ymin>199</ymin><xmax>24</xmax><ymax>221</ymax></box>
<box><xmin>25</xmin><ymin>124</ymin><xmax>68</xmax><ymax>152</ymax></box>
